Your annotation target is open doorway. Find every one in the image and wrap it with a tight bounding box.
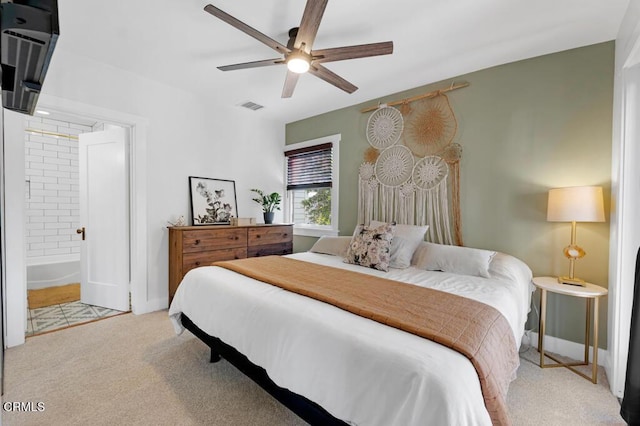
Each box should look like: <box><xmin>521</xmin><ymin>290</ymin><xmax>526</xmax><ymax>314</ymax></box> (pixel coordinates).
<box><xmin>23</xmin><ymin>110</ymin><xmax>130</xmax><ymax>336</ymax></box>
<box><xmin>3</xmin><ymin>96</ymin><xmax>147</xmax><ymax>348</ymax></box>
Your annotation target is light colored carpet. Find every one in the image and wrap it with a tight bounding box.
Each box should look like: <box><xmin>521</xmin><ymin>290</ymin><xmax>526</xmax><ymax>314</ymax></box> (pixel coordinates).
<box><xmin>509</xmin><ymin>346</ymin><xmax>624</xmax><ymax>425</ymax></box>
<box><xmin>2</xmin><ymin>310</ymin><xmax>624</xmax><ymax>425</ymax></box>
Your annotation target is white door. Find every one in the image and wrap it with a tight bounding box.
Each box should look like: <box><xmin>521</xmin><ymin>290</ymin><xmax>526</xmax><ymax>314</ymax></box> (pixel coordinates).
<box><xmin>78</xmin><ymin>128</ymin><xmax>130</xmax><ymax>311</ymax></box>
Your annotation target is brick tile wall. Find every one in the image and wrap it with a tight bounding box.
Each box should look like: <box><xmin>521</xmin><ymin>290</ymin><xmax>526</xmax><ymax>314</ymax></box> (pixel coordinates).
<box><xmin>24</xmin><ymin>117</ymin><xmax>93</xmax><ymax>259</ymax></box>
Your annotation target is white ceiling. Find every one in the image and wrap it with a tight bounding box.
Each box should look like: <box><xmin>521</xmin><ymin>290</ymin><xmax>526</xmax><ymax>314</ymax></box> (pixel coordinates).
<box><xmin>55</xmin><ymin>0</ymin><xmax>629</xmax><ymax>123</ymax></box>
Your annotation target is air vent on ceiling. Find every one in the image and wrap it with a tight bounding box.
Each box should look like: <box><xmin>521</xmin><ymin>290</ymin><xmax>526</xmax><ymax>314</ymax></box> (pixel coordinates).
<box><xmin>238</xmin><ymin>101</ymin><xmax>264</xmax><ymax>111</ymax></box>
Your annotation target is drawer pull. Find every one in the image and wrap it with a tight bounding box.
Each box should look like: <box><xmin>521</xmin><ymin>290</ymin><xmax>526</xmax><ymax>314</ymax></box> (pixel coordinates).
<box><xmin>194</xmin><ymin>239</ymin><xmax>200</xmax><ymax>245</ymax></box>
<box><xmin>195</xmin><ymin>261</ymin><xmax>201</xmax><ymax>266</ymax></box>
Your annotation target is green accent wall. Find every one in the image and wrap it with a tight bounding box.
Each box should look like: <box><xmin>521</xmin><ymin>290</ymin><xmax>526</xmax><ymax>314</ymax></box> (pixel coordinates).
<box><xmin>286</xmin><ymin>42</ymin><xmax>614</xmax><ymax>348</ymax></box>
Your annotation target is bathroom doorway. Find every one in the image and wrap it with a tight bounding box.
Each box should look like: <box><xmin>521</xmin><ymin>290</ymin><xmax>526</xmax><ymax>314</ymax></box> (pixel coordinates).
<box><xmin>23</xmin><ymin>110</ymin><xmax>130</xmax><ymax>335</ymax></box>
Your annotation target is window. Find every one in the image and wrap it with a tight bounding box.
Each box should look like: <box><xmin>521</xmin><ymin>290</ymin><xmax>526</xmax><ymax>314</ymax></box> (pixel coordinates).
<box><xmin>284</xmin><ymin>134</ymin><xmax>339</xmax><ymax>237</ymax></box>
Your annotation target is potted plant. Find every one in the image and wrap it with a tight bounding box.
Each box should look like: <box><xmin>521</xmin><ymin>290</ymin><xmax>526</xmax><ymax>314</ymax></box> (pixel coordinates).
<box><xmin>250</xmin><ymin>189</ymin><xmax>282</xmax><ymax>224</ymax></box>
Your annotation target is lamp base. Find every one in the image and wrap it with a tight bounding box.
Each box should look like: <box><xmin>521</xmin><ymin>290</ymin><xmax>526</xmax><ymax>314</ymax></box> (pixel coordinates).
<box><xmin>557</xmin><ymin>275</ymin><xmax>586</xmax><ymax>286</ymax></box>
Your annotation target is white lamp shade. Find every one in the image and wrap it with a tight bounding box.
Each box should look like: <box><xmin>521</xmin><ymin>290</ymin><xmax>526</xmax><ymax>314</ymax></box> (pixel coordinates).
<box><xmin>547</xmin><ymin>186</ymin><xmax>605</xmax><ymax>222</ymax></box>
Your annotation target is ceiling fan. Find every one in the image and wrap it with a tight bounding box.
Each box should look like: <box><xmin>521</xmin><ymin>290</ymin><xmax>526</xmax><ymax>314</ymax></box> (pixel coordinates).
<box><xmin>204</xmin><ymin>1</ymin><xmax>393</xmax><ymax>98</ymax></box>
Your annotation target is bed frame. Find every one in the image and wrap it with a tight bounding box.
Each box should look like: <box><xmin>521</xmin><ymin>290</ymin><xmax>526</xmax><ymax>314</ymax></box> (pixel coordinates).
<box><xmin>180</xmin><ymin>313</ymin><xmax>348</xmax><ymax>426</ymax></box>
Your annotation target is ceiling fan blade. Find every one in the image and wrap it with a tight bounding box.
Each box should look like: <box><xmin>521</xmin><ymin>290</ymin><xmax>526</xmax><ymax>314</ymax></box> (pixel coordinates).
<box><xmin>204</xmin><ymin>4</ymin><xmax>290</xmax><ymax>55</ymax></box>
<box><xmin>218</xmin><ymin>58</ymin><xmax>284</xmax><ymax>71</ymax></box>
<box><xmin>312</xmin><ymin>41</ymin><xmax>393</xmax><ymax>64</ymax></box>
<box><xmin>309</xmin><ymin>64</ymin><xmax>357</xmax><ymax>94</ymax></box>
<box><xmin>294</xmin><ymin>0</ymin><xmax>329</xmax><ymax>52</ymax></box>
<box><xmin>282</xmin><ymin>71</ymin><xmax>300</xmax><ymax>98</ymax></box>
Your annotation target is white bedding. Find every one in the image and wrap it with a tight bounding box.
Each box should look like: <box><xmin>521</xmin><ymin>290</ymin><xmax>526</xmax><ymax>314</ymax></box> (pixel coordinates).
<box><xmin>169</xmin><ymin>251</ymin><xmax>533</xmax><ymax>426</ymax></box>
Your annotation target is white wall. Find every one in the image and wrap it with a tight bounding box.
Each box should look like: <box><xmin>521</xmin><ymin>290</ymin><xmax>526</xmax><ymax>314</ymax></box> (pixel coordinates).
<box><xmin>3</xmin><ymin>48</ymin><xmax>284</xmax><ymax>346</ymax></box>
<box><xmin>3</xmin><ymin>111</ymin><xmax>27</xmax><ymax>347</ymax></box>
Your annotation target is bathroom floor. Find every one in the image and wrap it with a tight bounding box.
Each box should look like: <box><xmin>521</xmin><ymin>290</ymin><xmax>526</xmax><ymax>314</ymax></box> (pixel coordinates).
<box><xmin>26</xmin><ymin>300</ymin><xmax>126</xmax><ymax>336</ymax></box>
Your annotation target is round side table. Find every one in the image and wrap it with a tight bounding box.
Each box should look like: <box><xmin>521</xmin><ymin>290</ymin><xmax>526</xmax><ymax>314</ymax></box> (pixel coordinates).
<box><xmin>532</xmin><ymin>276</ymin><xmax>608</xmax><ymax>384</ymax></box>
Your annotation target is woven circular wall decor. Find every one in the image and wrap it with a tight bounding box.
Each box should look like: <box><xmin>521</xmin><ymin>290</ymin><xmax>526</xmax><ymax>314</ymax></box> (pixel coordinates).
<box><xmin>366</xmin><ymin>106</ymin><xmax>404</xmax><ymax>149</ymax></box>
<box><xmin>363</xmin><ymin>146</ymin><xmax>380</xmax><ymax>163</ymax></box>
<box><xmin>441</xmin><ymin>142</ymin><xmax>462</xmax><ymax>163</ymax></box>
<box><xmin>402</xmin><ymin>94</ymin><xmax>457</xmax><ymax>157</ymax></box>
<box><xmin>359</xmin><ymin>162</ymin><xmax>375</xmax><ymax>180</ymax></box>
<box><xmin>374</xmin><ymin>145</ymin><xmax>414</xmax><ymax>187</ymax></box>
<box><xmin>412</xmin><ymin>155</ymin><xmax>449</xmax><ymax>190</ymax></box>
<box><xmin>399</xmin><ymin>181</ymin><xmax>416</xmax><ymax>198</ymax></box>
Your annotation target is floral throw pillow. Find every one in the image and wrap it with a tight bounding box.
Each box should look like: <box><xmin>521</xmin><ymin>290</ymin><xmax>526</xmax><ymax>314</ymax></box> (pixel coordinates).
<box><xmin>344</xmin><ymin>223</ymin><xmax>395</xmax><ymax>272</ymax></box>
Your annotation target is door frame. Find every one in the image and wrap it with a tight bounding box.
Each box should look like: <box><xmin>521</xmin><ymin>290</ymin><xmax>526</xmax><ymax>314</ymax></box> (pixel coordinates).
<box><xmin>608</xmin><ymin>16</ymin><xmax>640</xmax><ymax>397</ymax></box>
<box><xmin>3</xmin><ymin>95</ymin><xmax>148</xmax><ymax>347</ymax></box>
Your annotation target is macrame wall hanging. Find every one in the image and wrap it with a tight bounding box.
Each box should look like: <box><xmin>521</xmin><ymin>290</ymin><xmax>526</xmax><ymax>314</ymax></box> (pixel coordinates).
<box><xmin>358</xmin><ymin>82</ymin><xmax>468</xmax><ymax>245</ymax></box>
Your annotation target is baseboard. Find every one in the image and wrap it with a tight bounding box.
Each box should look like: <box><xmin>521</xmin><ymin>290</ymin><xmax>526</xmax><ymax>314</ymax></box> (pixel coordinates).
<box><xmin>131</xmin><ymin>297</ymin><xmax>167</xmax><ymax>315</ymax></box>
<box><xmin>527</xmin><ymin>331</ymin><xmax>608</xmax><ymax>366</ymax></box>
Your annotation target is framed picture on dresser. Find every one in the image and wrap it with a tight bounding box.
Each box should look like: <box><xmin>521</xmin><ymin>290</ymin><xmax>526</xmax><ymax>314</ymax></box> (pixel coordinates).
<box><xmin>189</xmin><ymin>176</ymin><xmax>238</xmax><ymax>225</ymax></box>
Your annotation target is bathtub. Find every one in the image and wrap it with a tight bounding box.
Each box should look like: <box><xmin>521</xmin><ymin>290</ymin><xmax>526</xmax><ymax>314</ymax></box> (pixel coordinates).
<box><xmin>27</xmin><ymin>255</ymin><xmax>81</xmax><ymax>290</ymax></box>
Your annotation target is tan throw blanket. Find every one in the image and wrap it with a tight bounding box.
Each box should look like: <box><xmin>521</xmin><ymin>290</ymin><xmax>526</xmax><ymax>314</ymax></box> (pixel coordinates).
<box><xmin>214</xmin><ymin>256</ymin><xmax>518</xmax><ymax>425</ymax></box>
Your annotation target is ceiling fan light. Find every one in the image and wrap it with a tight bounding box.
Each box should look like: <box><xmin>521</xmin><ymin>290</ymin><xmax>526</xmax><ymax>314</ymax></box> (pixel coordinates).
<box><xmin>287</xmin><ymin>55</ymin><xmax>310</xmax><ymax>74</ymax></box>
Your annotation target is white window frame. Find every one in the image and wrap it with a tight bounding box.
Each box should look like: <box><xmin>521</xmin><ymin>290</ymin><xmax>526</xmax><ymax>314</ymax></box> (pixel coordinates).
<box><xmin>284</xmin><ymin>134</ymin><xmax>340</xmax><ymax>237</ymax></box>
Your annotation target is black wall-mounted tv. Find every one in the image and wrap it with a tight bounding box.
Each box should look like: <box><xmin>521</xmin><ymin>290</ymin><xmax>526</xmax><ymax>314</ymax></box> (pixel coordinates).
<box><xmin>0</xmin><ymin>0</ymin><xmax>59</xmax><ymax>115</ymax></box>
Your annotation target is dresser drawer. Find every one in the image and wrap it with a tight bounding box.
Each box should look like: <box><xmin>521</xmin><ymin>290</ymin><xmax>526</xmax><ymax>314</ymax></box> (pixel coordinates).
<box><xmin>183</xmin><ymin>228</ymin><xmax>247</xmax><ymax>253</ymax></box>
<box><xmin>247</xmin><ymin>242</ymin><xmax>293</xmax><ymax>258</ymax></box>
<box><xmin>248</xmin><ymin>225</ymin><xmax>292</xmax><ymax>247</ymax></box>
<box><xmin>169</xmin><ymin>224</ymin><xmax>293</xmax><ymax>304</ymax></box>
<box><xmin>183</xmin><ymin>248</ymin><xmax>248</xmax><ymax>273</ymax></box>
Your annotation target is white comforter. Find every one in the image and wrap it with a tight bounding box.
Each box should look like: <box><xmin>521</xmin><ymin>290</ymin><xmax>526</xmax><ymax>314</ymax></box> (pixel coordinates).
<box><xmin>169</xmin><ymin>251</ymin><xmax>533</xmax><ymax>426</ymax></box>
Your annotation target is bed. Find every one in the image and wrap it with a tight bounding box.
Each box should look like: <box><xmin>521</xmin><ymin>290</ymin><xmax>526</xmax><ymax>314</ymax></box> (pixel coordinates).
<box><xmin>169</xmin><ymin>229</ymin><xmax>534</xmax><ymax>426</ymax></box>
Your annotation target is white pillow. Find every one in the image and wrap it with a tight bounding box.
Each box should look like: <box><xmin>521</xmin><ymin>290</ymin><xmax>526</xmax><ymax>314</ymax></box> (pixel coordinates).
<box><xmin>412</xmin><ymin>242</ymin><xmax>496</xmax><ymax>278</ymax></box>
<box><xmin>370</xmin><ymin>221</ymin><xmax>428</xmax><ymax>269</ymax></box>
<box><xmin>309</xmin><ymin>236</ymin><xmax>352</xmax><ymax>257</ymax></box>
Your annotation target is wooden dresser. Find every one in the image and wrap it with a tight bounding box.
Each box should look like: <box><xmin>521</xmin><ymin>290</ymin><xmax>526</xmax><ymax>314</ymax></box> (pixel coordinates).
<box><xmin>168</xmin><ymin>224</ymin><xmax>293</xmax><ymax>302</ymax></box>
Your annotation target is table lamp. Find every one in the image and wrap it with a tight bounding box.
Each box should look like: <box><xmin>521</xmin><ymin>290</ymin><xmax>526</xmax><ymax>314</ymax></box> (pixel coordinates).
<box><xmin>547</xmin><ymin>186</ymin><xmax>605</xmax><ymax>286</ymax></box>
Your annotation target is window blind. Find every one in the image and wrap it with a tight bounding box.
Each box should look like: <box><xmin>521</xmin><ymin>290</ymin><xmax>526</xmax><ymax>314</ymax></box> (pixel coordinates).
<box><xmin>285</xmin><ymin>142</ymin><xmax>332</xmax><ymax>190</ymax></box>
